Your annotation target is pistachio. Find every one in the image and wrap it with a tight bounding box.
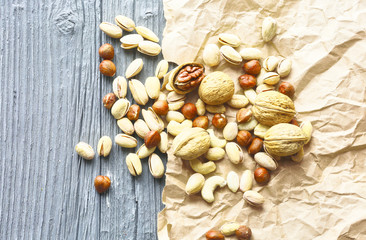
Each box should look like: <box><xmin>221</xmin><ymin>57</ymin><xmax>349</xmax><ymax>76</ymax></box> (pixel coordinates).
<box><xmin>238</xmin><ymin>118</ymin><xmax>258</xmax><ymax>131</ymax></box>
<box><xmin>262</xmin><ymin>72</ymin><xmax>280</xmax><ymax>85</ymax></box>
<box><xmin>206</xmin><ymin>104</ymin><xmax>226</xmax><ymax>114</ymax></box>
<box><xmin>243</xmin><ymin>89</ymin><xmax>257</xmax><ymax>104</ymax></box>
<box><xmin>277</xmin><ymin>58</ymin><xmax>292</xmax><ymax>77</ymax></box>
<box><xmin>120</xmin><ymin>34</ymin><xmax>143</xmax><ymax>49</ymax></box>
<box><xmin>185</xmin><ymin>173</ymin><xmax>205</xmax><ymax>195</ymax></box>
<box><xmin>220</xmin><ymin>45</ymin><xmax>242</xmax><ymax>65</ymax></box>
<box><xmin>129</xmin><ymin>79</ymin><xmax>149</xmax><ymax>105</ymax></box>
<box><xmin>189</xmin><ymin>159</ymin><xmax>216</xmax><ymax>175</ymax></box>
<box><xmin>239</xmin><ymin>170</ymin><xmax>253</xmax><ymax>192</ymax></box>
<box><xmin>125</xmin><ymin>153</ymin><xmax>142</xmax><ymax>176</ymax></box>
<box><xmin>256</xmin><ymin>84</ymin><xmax>275</xmax><ymax>94</ymax></box>
<box><xmin>136</xmin><ymin>144</ymin><xmax>156</xmax><ymax>159</ymax></box>
<box><xmin>291</xmin><ymin>147</ymin><xmax>304</xmax><ymax>162</ymax></box>
<box><xmin>142</xmin><ymin>108</ymin><xmax>164</xmax><ymax>132</ymax></box>
<box><xmin>148</xmin><ymin>153</ymin><xmax>165</xmax><ymax>178</ymax></box>
<box><xmin>207</xmin><ymin>129</ymin><xmax>227</xmax><ymax>148</ymax></box>
<box><xmin>144</xmin><ymin>76</ymin><xmax>160</xmax><ymax>99</ymax></box>
<box><xmin>243</xmin><ymin>190</ymin><xmax>265</xmax><ymax>206</ymax></box>
<box><xmin>256</xmin><ymin>68</ymin><xmax>268</xmax><ymax>85</ymax></box>
<box><xmin>97</xmin><ymin>136</ymin><xmax>112</xmax><ymax>157</ymax></box>
<box><xmin>115</xmin><ymin>134</ymin><xmax>137</xmax><ymax>148</ymax></box>
<box><xmin>112</xmin><ymin>76</ymin><xmax>128</xmax><ymax>98</ymax></box>
<box><xmin>225</xmin><ymin>142</ymin><xmax>243</xmax><ymax>164</ymax></box>
<box><xmin>172</xmin><ymin>128</ymin><xmax>211</xmax><ymax>160</ymax></box>
<box><xmin>115</xmin><ymin>15</ymin><xmax>135</xmax><ymax>32</ymax></box>
<box><xmin>135</xmin><ymin>26</ymin><xmax>159</xmax><ymax>42</ymax></box>
<box><xmin>75</xmin><ymin>142</ymin><xmax>95</xmax><ymax>160</ymax></box>
<box><xmin>223</xmin><ymin>122</ymin><xmax>238</xmax><ymax>141</ymax></box>
<box><xmin>263</xmin><ymin>56</ymin><xmax>280</xmax><ymax>71</ymax></box>
<box><xmin>226</xmin><ymin>171</ymin><xmax>239</xmax><ymax>193</ymax></box>
<box><xmin>134</xmin><ymin>119</ymin><xmax>151</xmax><ymax>139</ymax></box>
<box><xmin>167</xmin><ymin>91</ymin><xmax>186</xmax><ymax>103</ymax></box>
<box><xmin>167</xmin><ymin>120</ymin><xmax>192</xmax><ymax>136</ymax></box>
<box><xmin>99</xmin><ymin>22</ymin><xmax>123</xmax><ymax>38</ymax></box>
<box><xmin>155</xmin><ymin>60</ymin><xmax>169</xmax><ymax>79</ymax></box>
<box><xmin>203</xmin><ymin>44</ymin><xmax>221</xmax><ymax>67</ymax></box>
<box><xmin>158</xmin><ymin>131</ymin><xmax>168</xmax><ymax>153</ymax></box>
<box><xmin>125</xmin><ymin>58</ymin><xmax>143</xmax><ymax>79</ymax></box>
<box><xmin>204</xmin><ymin>147</ymin><xmax>225</xmax><ymax>161</ymax></box>
<box><xmin>254</xmin><ymin>123</ymin><xmax>270</xmax><ymax>139</ymax></box>
<box><xmin>220</xmin><ymin>222</ymin><xmax>240</xmax><ymax>236</ymax></box>
<box><xmin>111</xmin><ymin>98</ymin><xmax>130</xmax><ymax>119</ymax></box>
<box><xmin>227</xmin><ymin>94</ymin><xmax>249</xmax><ymax>109</ymax></box>
<box><xmin>117</xmin><ymin>117</ymin><xmax>134</xmax><ymax>135</ymax></box>
<box><xmin>137</xmin><ymin>40</ymin><xmax>161</xmax><ymax>56</ymax></box>
<box><xmin>166</xmin><ymin>111</ymin><xmax>185</xmax><ymax>123</ymax></box>
<box><xmin>300</xmin><ymin>120</ymin><xmax>313</xmax><ymax>144</ymax></box>
<box><xmin>254</xmin><ymin>152</ymin><xmax>278</xmax><ymax>170</ymax></box>
<box><xmin>262</xmin><ymin>17</ymin><xmax>277</xmax><ymax>42</ymax></box>
<box><xmin>195</xmin><ymin>98</ymin><xmax>206</xmax><ymax>116</ymax></box>
<box><xmin>168</xmin><ymin>101</ymin><xmax>185</xmax><ymax>111</ymax></box>
<box><xmin>239</xmin><ymin>48</ymin><xmax>262</xmax><ymax>60</ymax></box>
<box><xmin>218</xmin><ymin>33</ymin><xmax>241</xmax><ymax>47</ymax></box>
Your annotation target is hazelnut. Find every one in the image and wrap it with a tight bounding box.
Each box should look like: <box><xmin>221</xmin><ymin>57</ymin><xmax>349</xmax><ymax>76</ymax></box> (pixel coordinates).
<box><xmin>236</xmin><ymin>225</ymin><xmax>252</xmax><ymax>240</ymax></box>
<box><xmin>205</xmin><ymin>230</ymin><xmax>225</xmax><ymax>240</ymax></box>
<box><xmin>243</xmin><ymin>60</ymin><xmax>261</xmax><ymax>75</ymax></box>
<box><xmin>238</xmin><ymin>74</ymin><xmax>257</xmax><ymax>90</ymax></box>
<box><xmin>247</xmin><ymin>137</ymin><xmax>263</xmax><ymax>155</ymax></box>
<box><xmin>99</xmin><ymin>60</ymin><xmax>116</xmax><ymax>77</ymax></box>
<box><xmin>98</xmin><ymin>43</ymin><xmax>114</xmax><ymax>60</ymax></box>
<box><xmin>236</xmin><ymin>108</ymin><xmax>252</xmax><ymax>123</ymax></box>
<box><xmin>102</xmin><ymin>93</ymin><xmax>117</xmax><ymax>109</ymax></box>
<box><xmin>126</xmin><ymin>104</ymin><xmax>140</xmax><ymax>121</ymax></box>
<box><xmin>278</xmin><ymin>81</ymin><xmax>295</xmax><ymax>97</ymax></box>
<box><xmin>181</xmin><ymin>103</ymin><xmax>197</xmax><ymax>120</ymax></box>
<box><xmin>254</xmin><ymin>167</ymin><xmax>270</xmax><ymax>184</ymax></box>
<box><xmin>212</xmin><ymin>113</ymin><xmax>227</xmax><ymax>129</ymax></box>
<box><xmin>94</xmin><ymin>175</ymin><xmax>111</xmax><ymax>194</ymax></box>
<box><xmin>290</xmin><ymin>118</ymin><xmax>299</xmax><ymax>126</ymax></box>
<box><xmin>237</xmin><ymin>130</ymin><xmax>252</xmax><ymax>147</ymax></box>
<box><xmin>152</xmin><ymin>100</ymin><xmax>169</xmax><ymax>115</ymax></box>
<box><xmin>144</xmin><ymin>130</ymin><xmax>161</xmax><ymax>148</ymax></box>
<box><xmin>192</xmin><ymin>116</ymin><xmax>209</xmax><ymax>129</ymax></box>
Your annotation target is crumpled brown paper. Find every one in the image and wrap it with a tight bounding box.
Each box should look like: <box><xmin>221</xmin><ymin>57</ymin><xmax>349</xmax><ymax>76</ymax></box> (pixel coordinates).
<box><xmin>158</xmin><ymin>0</ymin><xmax>366</xmax><ymax>239</ymax></box>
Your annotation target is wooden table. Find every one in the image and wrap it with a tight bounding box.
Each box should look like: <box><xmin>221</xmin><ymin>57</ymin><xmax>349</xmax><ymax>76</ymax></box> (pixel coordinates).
<box><xmin>0</xmin><ymin>0</ymin><xmax>166</xmax><ymax>239</ymax></box>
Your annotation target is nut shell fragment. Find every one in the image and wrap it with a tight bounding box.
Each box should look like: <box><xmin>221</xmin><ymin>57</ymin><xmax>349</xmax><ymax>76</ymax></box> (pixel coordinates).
<box><xmin>220</xmin><ymin>45</ymin><xmax>242</xmax><ymax>65</ymax></box>
<box><xmin>126</xmin><ymin>58</ymin><xmax>143</xmax><ymax>79</ymax></box>
<box><xmin>115</xmin><ymin>15</ymin><xmax>135</xmax><ymax>32</ymax></box>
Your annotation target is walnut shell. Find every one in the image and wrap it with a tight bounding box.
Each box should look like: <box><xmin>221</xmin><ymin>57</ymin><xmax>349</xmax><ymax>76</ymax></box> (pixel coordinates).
<box><xmin>252</xmin><ymin>91</ymin><xmax>296</xmax><ymax>126</ymax></box>
<box><xmin>264</xmin><ymin>123</ymin><xmax>307</xmax><ymax>156</ymax></box>
<box><xmin>172</xmin><ymin>127</ymin><xmax>210</xmax><ymax>160</ymax></box>
<box><xmin>198</xmin><ymin>71</ymin><xmax>235</xmax><ymax>105</ymax></box>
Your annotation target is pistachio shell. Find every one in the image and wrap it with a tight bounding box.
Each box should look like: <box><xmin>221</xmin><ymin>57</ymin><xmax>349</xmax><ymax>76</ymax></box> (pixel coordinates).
<box><xmin>256</xmin><ymin>84</ymin><xmax>275</xmax><ymax>94</ymax></box>
<box><xmin>203</xmin><ymin>44</ymin><xmax>220</xmax><ymax>67</ymax></box>
<box><xmin>141</xmin><ymin>108</ymin><xmax>164</xmax><ymax>132</ymax></box>
<box><xmin>97</xmin><ymin>136</ymin><xmax>112</xmax><ymax>157</ymax></box>
<box><xmin>263</xmin><ymin>56</ymin><xmax>280</xmax><ymax>71</ymax></box>
<box><xmin>137</xmin><ymin>40</ymin><xmax>161</xmax><ymax>56</ymax></box>
<box><xmin>239</xmin><ymin>48</ymin><xmax>262</xmax><ymax>60</ymax></box>
<box><xmin>125</xmin><ymin>153</ymin><xmax>142</xmax><ymax>176</ymax></box>
<box><xmin>262</xmin><ymin>17</ymin><xmax>277</xmax><ymax>42</ymax></box>
<box><xmin>117</xmin><ymin>118</ymin><xmax>134</xmax><ymax>135</ymax></box>
<box><xmin>111</xmin><ymin>98</ymin><xmax>130</xmax><ymax>119</ymax></box>
<box><xmin>75</xmin><ymin>142</ymin><xmax>95</xmax><ymax>160</ymax></box>
<box><xmin>135</xmin><ymin>26</ymin><xmax>159</xmax><ymax>42</ymax></box>
<box><xmin>277</xmin><ymin>58</ymin><xmax>292</xmax><ymax>77</ymax></box>
<box><xmin>136</xmin><ymin>144</ymin><xmax>156</xmax><ymax>159</ymax></box>
<box><xmin>99</xmin><ymin>22</ymin><xmax>123</xmax><ymax>38</ymax></box>
<box><xmin>115</xmin><ymin>134</ymin><xmax>137</xmax><ymax>148</ymax></box>
<box><xmin>134</xmin><ymin>119</ymin><xmax>150</xmax><ymax>139</ymax></box>
<box><xmin>218</xmin><ymin>33</ymin><xmax>241</xmax><ymax>47</ymax></box>
<box><xmin>262</xmin><ymin>72</ymin><xmax>280</xmax><ymax>85</ymax></box>
<box><xmin>126</xmin><ymin>58</ymin><xmax>143</xmax><ymax>79</ymax></box>
<box><xmin>120</xmin><ymin>34</ymin><xmax>143</xmax><ymax>49</ymax></box>
<box><xmin>254</xmin><ymin>152</ymin><xmax>278</xmax><ymax>170</ymax></box>
<box><xmin>129</xmin><ymin>79</ymin><xmax>149</xmax><ymax>105</ymax></box>
<box><xmin>220</xmin><ymin>45</ymin><xmax>242</xmax><ymax>65</ymax></box>
<box><xmin>157</xmin><ymin>131</ymin><xmax>168</xmax><ymax>153</ymax></box>
<box><xmin>155</xmin><ymin>60</ymin><xmax>169</xmax><ymax>79</ymax></box>
<box><xmin>167</xmin><ymin>91</ymin><xmax>186</xmax><ymax>103</ymax></box>
<box><xmin>144</xmin><ymin>76</ymin><xmax>160</xmax><ymax>99</ymax></box>
<box><xmin>148</xmin><ymin>153</ymin><xmax>165</xmax><ymax>178</ymax></box>
<box><xmin>243</xmin><ymin>190</ymin><xmax>265</xmax><ymax>206</ymax></box>
<box><xmin>225</xmin><ymin>142</ymin><xmax>243</xmax><ymax>164</ymax></box>
<box><xmin>115</xmin><ymin>15</ymin><xmax>135</xmax><ymax>32</ymax></box>
<box><xmin>113</xmin><ymin>76</ymin><xmax>128</xmax><ymax>98</ymax></box>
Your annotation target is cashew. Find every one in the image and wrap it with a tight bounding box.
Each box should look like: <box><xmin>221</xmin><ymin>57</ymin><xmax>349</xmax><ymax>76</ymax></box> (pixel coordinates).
<box><xmin>167</xmin><ymin>120</ymin><xmax>192</xmax><ymax>136</ymax></box>
<box><xmin>207</xmin><ymin>129</ymin><xmax>227</xmax><ymax>148</ymax></box>
<box><xmin>201</xmin><ymin>176</ymin><xmax>226</xmax><ymax>203</ymax></box>
<box><xmin>189</xmin><ymin>159</ymin><xmax>216</xmax><ymax>175</ymax></box>
<box><xmin>185</xmin><ymin>173</ymin><xmax>205</xmax><ymax>194</ymax></box>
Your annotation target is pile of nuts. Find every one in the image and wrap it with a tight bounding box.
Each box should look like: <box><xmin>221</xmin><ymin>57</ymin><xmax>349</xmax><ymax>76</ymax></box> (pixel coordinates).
<box><xmin>74</xmin><ymin>15</ymin><xmax>314</xmax><ymax>239</ymax></box>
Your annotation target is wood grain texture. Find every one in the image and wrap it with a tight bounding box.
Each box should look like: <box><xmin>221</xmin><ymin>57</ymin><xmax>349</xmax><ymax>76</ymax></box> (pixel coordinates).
<box><xmin>0</xmin><ymin>0</ymin><xmax>166</xmax><ymax>239</ymax></box>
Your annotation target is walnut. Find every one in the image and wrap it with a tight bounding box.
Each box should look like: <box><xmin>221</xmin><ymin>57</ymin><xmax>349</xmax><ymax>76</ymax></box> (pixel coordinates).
<box><xmin>252</xmin><ymin>91</ymin><xmax>296</xmax><ymax>126</ymax></box>
<box><xmin>198</xmin><ymin>71</ymin><xmax>235</xmax><ymax>105</ymax></box>
<box><xmin>264</xmin><ymin>123</ymin><xmax>307</xmax><ymax>156</ymax></box>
